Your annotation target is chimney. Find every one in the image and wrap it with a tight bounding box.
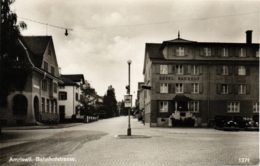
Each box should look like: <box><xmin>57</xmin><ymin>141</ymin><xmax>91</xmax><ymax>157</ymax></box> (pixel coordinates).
<box><xmin>246</xmin><ymin>30</ymin><xmax>252</xmax><ymax>44</ymax></box>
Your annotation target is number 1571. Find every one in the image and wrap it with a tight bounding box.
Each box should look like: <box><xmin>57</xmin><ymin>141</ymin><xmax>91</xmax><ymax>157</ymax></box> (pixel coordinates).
<box><xmin>239</xmin><ymin>158</ymin><xmax>249</xmax><ymax>163</ymax></box>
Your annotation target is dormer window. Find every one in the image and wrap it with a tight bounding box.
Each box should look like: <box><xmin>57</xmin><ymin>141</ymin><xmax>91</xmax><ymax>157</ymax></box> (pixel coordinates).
<box><xmin>222</xmin><ymin>48</ymin><xmax>229</xmax><ymax>57</ymax></box>
<box><xmin>204</xmin><ymin>48</ymin><xmax>211</xmax><ymax>56</ymax></box>
<box><xmin>177</xmin><ymin>47</ymin><xmax>184</xmax><ymax>56</ymax></box>
<box><xmin>239</xmin><ymin>48</ymin><xmax>246</xmax><ymax>57</ymax></box>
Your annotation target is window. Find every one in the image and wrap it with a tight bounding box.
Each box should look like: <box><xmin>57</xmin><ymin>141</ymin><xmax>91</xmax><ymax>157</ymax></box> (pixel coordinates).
<box><xmin>41</xmin><ymin>79</ymin><xmax>47</xmax><ymax>91</ymax></box>
<box><xmin>238</xmin><ymin>66</ymin><xmax>246</xmax><ymax>75</ymax></box>
<box><xmin>221</xmin><ymin>66</ymin><xmax>228</xmax><ymax>75</ymax></box>
<box><xmin>239</xmin><ymin>48</ymin><xmax>246</xmax><ymax>57</ymax></box>
<box><xmin>53</xmin><ymin>83</ymin><xmax>57</xmax><ymax>93</ymax></box>
<box><xmin>160</xmin><ymin>83</ymin><xmax>168</xmax><ymax>93</ymax></box>
<box><xmin>253</xmin><ymin>102</ymin><xmax>259</xmax><ymax>113</ymax></box>
<box><xmin>190</xmin><ymin>101</ymin><xmax>199</xmax><ymax>112</ymax></box>
<box><xmin>44</xmin><ymin>61</ymin><xmax>48</xmax><ymax>71</ymax></box>
<box><xmin>51</xmin><ymin>101</ymin><xmax>53</xmax><ymax>113</ymax></box>
<box><xmin>222</xmin><ymin>48</ymin><xmax>229</xmax><ymax>57</ymax></box>
<box><xmin>191</xmin><ymin>83</ymin><xmax>199</xmax><ymax>93</ymax></box>
<box><xmin>76</xmin><ymin>93</ymin><xmax>78</xmax><ymax>101</ymax></box>
<box><xmin>238</xmin><ymin>84</ymin><xmax>246</xmax><ymax>94</ymax></box>
<box><xmin>221</xmin><ymin>84</ymin><xmax>228</xmax><ymax>94</ymax></box>
<box><xmin>227</xmin><ymin>102</ymin><xmax>240</xmax><ymax>113</ymax></box>
<box><xmin>46</xmin><ymin>99</ymin><xmax>49</xmax><ymax>112</ymax></box>
<box><xmin>51</xmin><ymin>66</ymin><xmax>55</xmax><ymax>75</ymax></box>
<box><xmin>177</xmin><ymin>47</ymin><xmax>184</xmax><ymax>56</ymax></box>
<box><xmin>176</xmin><ymin>83</ymin><xmax>183</xmax><ymax>93</ymax></box>
<box><xmin>160</xmin><ymin>65</ymin><xmax>168</xmax><ymax>74</ymax></box>
<box><xmin>176</xmin><ymin>65</ymin><xmax>183</xmax><ymax>74</ymax></box>
<box><xmin>42</xmin><ymin>98</ymin><xmax>45</xmax><ymax>112</ymax></box>
<box><xmin>204</xmin><ymin>48</ymin><xmax>211</xmax><ymax>56</ymax></box>
<box><xmin>159</xmin><ymin>101</ymin><xmax>168</xmax><ymax>112</ymax></box>
<box><xmin>191</xmin><ymin>65</ymin><xmax>199</xmax><ymax>75</ymax></box>
<box><xmin>59</xmin><ymin>92</ymin><xmax>67</xmax><ymax>100</ymax></box>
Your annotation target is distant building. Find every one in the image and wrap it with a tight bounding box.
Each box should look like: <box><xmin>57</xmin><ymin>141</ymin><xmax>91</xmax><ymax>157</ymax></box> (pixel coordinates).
<box><xmin>58</xmin><ymin>74</ymin><xmax>85</xmax><ymax>122</ymax></box>
<box><xmin>0</xmin><ymin>36</ymin><xmax>63</xmax><ymax>126</ymax></box>
<box><xmin>142</xmin><ymin>31</ymin><xmax>259</xmax><ymax>127</ymax></box>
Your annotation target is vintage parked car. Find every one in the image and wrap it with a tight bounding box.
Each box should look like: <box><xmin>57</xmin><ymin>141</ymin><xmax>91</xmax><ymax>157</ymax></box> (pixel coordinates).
<box><xmin>223</xmin><ymin>120</ymin><xmax>240</xmax><ymax>131</ymax></box>
<box><xmin>244</xmin><ymin>121</ymin><xmax>259</xmax><ymax>131</ymax></box>
<box><xmin>214</xmin><ymin>115</ymin><xmax>232</xmax><ymax>130</ymax></box>
<box><xmin>233</xmin><ymin>116</ymin><xmax>250</xmax><ymax>129</ymax></box>
<box><xmin>245</xmin><ymin>115</ymin><xmax>259</xmax><ymax>131</ymax></box>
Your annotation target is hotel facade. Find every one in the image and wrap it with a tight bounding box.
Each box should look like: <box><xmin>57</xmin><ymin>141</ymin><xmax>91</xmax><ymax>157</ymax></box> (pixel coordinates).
<box><xmin>142</xmin><ymin>31</ymin><xmax>259</xmax><ymax>127</ymax></box>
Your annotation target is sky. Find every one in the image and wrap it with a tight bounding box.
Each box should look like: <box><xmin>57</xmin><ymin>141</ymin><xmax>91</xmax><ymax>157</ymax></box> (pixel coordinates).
<box><xmin>11</xmin><ymin>0</ymin><xmax>259</xmax><ymax>105</ymax></box>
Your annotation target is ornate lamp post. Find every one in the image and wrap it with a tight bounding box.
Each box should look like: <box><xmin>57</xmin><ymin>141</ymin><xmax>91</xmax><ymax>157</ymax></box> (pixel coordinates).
<box><xmin>127</xmin><ymin>60</ymin><xmax>132</xmax><ymax>136</ymax></box>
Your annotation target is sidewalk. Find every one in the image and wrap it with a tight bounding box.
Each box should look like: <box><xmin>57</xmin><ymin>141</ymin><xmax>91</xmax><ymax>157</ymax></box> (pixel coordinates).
<box><xmin>1</xmin><ymin>123</ymin><xmax>84</xmax><ymax>130</ymax></box>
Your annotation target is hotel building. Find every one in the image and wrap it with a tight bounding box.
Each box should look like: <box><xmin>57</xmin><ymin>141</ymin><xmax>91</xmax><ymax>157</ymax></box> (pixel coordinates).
<box><xmin>142</xmin><ymin>31</ymin><xmax>259</xmax><ymax>127</ymax></box>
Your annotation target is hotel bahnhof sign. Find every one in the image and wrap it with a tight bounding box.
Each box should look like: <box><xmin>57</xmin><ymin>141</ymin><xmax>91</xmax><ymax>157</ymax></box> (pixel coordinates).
<box><xmin>159</xmin><ymin>76</ymin><xmax>200</xmax><ymax>81</ymax></box>
<box><xmin>124</xmin><ymin>95</ymin><xmax>132</xmax><ymax>108</ymax></box>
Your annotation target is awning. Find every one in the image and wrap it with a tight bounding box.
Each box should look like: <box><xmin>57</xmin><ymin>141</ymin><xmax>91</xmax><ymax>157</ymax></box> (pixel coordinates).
<box><xmin>172</xmin><ymin>95</ymin><xmax>193</xmax><ymax>101</ymax></box>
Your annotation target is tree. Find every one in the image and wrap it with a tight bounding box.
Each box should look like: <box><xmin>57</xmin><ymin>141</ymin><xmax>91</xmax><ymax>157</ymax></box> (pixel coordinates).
<box><xmin>103</xmin><ymin>86</ymin><xmax>118</xmax><ymax>118</ymax></box>
<box><xmin>1</xmin><ymin>0</ymin><xmax>28</xmax><ymax>107</ymax></box>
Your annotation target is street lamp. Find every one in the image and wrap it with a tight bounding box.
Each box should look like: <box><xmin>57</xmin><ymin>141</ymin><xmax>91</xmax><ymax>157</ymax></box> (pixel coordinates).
<box><xmin>127</xmin><ymin>60</ymin><xmax>131</xmax><ymax>136</ymax></box>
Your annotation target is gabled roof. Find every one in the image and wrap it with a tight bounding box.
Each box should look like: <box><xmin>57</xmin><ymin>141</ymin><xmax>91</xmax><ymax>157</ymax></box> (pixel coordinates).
<box><xmin>160</xmin><ymin>37</ymin><xmax>197</xmax><ymax>50</ymax></box>
<box><xmin>163</xmin><ymin>38</ymin><xmax>197</xmax><ymax>43</ymax></box>
<box><xmin>60</xmin><ymin>75</ymin><xmax>79</xmax><ymax>86</ymax></box>
<box><xmin>61</xmin><ymin>74</ymin><xmax>85</xmax><ymax>84</ymax></box>
<box><xmin>22</xmin><ymin>36</ymin><xmax>52</xmax><ymax>68</ymax></box>
<box><xmin>173</xmin><ymin>95</ymin><xmax>193</xmax><ymax>101</ymax></box>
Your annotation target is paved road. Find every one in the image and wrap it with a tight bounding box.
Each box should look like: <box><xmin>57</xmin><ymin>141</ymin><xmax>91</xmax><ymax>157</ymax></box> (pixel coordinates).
<box><xmin>1</xmin><ymin>116</ymin><xmax>259</xmax><ymax>166</ymax></box>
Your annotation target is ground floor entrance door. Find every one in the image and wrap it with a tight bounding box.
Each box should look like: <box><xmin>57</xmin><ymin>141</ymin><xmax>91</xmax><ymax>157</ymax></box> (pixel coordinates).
<box><xmin>59</xmin><ymin>106</ymin><xmax>65</xmax><ymax>123</ymax></box>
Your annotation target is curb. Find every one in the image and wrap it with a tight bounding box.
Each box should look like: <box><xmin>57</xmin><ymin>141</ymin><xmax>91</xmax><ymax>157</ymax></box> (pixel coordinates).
<box><xmin>114</xmin><ymin>135</ymin><xmax>151</xmax><ymax>139</ymax></box>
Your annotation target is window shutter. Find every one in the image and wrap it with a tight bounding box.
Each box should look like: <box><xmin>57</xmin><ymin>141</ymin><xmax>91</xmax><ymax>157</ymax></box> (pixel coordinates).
<box><xmin>187</xmin><ymin>83</ymin><xmax>191</xmax><ymax>93</ymax></box>
<box><xmin>172</xmin><ymin>65</ymin><xmax>175</xmax><ymax>74</ymax></box>
<box><xmin>217</xmin><ymin>84</ymin><xmax>221</xmax><ymax>94</ymax></box>
<box><xmin>246</xmin><ymin>84</ymin><xmax>250</xmax><ymax>94</ymax></box>
<box><xmin>168</xmin><ymin>65</ymin><xmax>172</xmax><ymax>74</ymax></box>
<box><xmin>246</xmin><ymin>48</ymin><xmax>251</xmax><ymax>57</ymax></box>
<box><xmin>243</xmin><ymin>48</ymin><xmax>247</xmax><ymax>57</ymax></box>
<box><xmin>184</xmin><ymin>47</ymin><xmax>188</xmax><ymax>56</ymax></box>
<box><xmin>234</xmin><ymin>66</ymin><xmax>238</xmax><ymax>75</ymax></box>
<box><xmin>199</xmin><ymin>83</ymin><xmax>203</xmax><ymax>94</ymax></box>
<box><xmin>229</xmin><ymin>48</ymin><xmax>233</xmax><ymax>57</ymax></box>
<box><xmin>246</xmin><ymin>66</ymin><xmax>250</xmax><ymax>76</ymax></box>
<box><xmin>217</xmin><ymin>66</ymin><xmax>221</xmax><ymax>75</ymax></box>
<box><xmin>228</xmin><ymin>84</ymin><xmax>233</xmax><ymax>94</ymax></box>
<box><xmin>184</xmin><ymin>65</ymin><xmax>188</xmax><ymax>75</ymax></box>
<box><xmin>221</xmin><ymin>48</ymin><xmax>224</xmax><ymax>57</ymax></box>
<box><xmin>217</xmin><ymin>47</ymin><xmax>221</xmax><ymax>57</ymax></box>
<box><xmin>252</xmin><ymin>48</ymin><xmax>257</xmax><ymax>57</ymax></box>
<box><xmin>168</xmin><ymin>84</ymin><xmax>172</xmax><ymax>93</ymax></box>
<box><xmin>184</xmin><ymin>84</ymin><xmax>189</xmax><ymax>93</ymax></box>
<box><xmin>172</xmin><ymin>46</ymin><xmax>177</xmax><ymax>56</ymax></box>
<box><xmin>187</xmin><ymin>65</ymin><xmax>191</xmax><ymax>75</ymax></box>
<box><xmin>228</xmin><ymin>66</ymin><xmax>233</xmax><ymax>75</ymax></box>
<box><xmin>234</xmin><ymin>84</ymin><xmax>239</xmax><ymax>94</ymax></box>
<box><xmin>200</xmin><ymin>47</ymin><xmax>204</xmax><ymax>56</ymax></box>
<box><xmin>235</xmin><ymin>48</ymin><xmax>239</xmax><ymax>57</ymax></box>
<box><xmin>199</xmin><ymin>66</ymin><xmax>203</xmax><ymax>75</ymax></box>
<box><xmin>156</xmin><ymin>84</ymin><xmax>160</xmax><ymax>93</ymax></box>
<box><xmin>156</xmin><ymin>65</ymin><xmax>160</xmax><ymax>74</ymax></box>
<box><xmin>211</xmin><ymin>47</ymin><xmax>215</xmax><ymax>57</ymax></box>
<box><xmin>171</xmin><ymin>84</ymin><xmax>175</xmax><ymax>93</ymax></box>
